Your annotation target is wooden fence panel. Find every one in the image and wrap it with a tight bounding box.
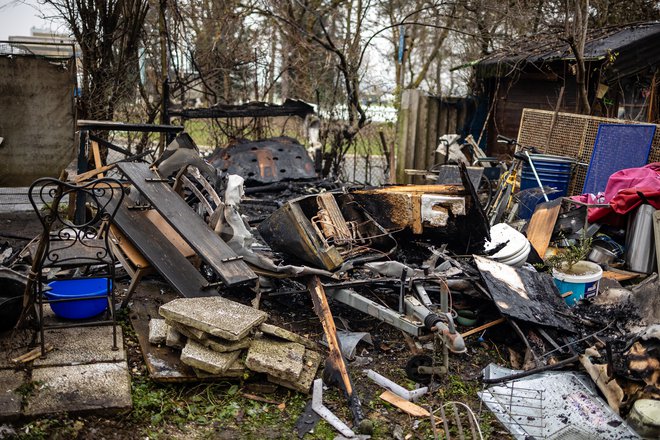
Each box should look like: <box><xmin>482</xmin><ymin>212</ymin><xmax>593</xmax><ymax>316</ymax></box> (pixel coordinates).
<box><xmin>396</xmin><ymin>90</ymin><xmax>469</xmax><ymax>183</ymax></box>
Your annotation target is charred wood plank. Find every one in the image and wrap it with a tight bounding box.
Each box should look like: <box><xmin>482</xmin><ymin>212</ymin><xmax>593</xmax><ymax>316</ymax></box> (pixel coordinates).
<box><xmin>107</xmin><ymin>195</ymin><xmax>213</xmax><ymax>299</ymax></box>
<box><xmin>117</xmin><ymin>162</ymin><xmax>256</xmax><ymax>286</ymax></box>
<box><xmin>307</xmin><ymin>275</ymin><xmax>364</xmax><ymax>428</ymax></box>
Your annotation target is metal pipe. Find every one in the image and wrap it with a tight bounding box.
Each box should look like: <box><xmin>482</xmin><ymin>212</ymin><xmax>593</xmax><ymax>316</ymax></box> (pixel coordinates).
<box><xmin>399</xmin><ymin>267</ymin><xmax>408</xmax><ymax>313</ymax></box>
<box><xmin>365</xmin><ymin>369</ymin><xmax>428</xmax><ymax>401</ymax></box>
<box><xmin>524</xmin><ymin>151</ymin><xmax>549</xmax><ymax>202</ymax></box>
<box><xmin>311</xmin><ymin>379</ymin><xmax>355</xmax><ymax>437</ymax></box>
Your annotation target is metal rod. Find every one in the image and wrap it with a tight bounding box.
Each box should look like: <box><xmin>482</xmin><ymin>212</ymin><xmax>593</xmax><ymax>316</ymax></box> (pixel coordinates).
<box><xmin>482</xmin><ymin>355</ymin><xmax>579</xmax><ymax>384</ymax></box>
<box><xmin>524</xmin><ymin>151</ymin><xmax>549</xmax><ymax>202</ymax></box>
<box><xmin>399</xmin><ymin>267</ymin><xmax>408</xmax><ymax>313</ymax></box>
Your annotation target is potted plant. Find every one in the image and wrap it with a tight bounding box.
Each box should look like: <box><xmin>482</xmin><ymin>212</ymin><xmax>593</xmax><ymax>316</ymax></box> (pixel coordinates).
<box><xmin>546</xmin><ymin>237</ymin><xmax>603</xmax><ymax>306</ymax></box>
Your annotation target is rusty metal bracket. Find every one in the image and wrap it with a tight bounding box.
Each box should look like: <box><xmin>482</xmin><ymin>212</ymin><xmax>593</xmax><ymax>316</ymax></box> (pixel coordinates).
<box><xmin>126</xmin><ymin>204</ymin><xmax>153</xmax><ymax>210</ymax></box>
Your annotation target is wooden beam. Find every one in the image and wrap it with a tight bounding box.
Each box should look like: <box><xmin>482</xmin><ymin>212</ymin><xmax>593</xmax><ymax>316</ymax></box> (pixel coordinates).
<box><xmin>379</xmin><ymin>391</ymin><xmax>430</xmax><ymax>417</ymax></box>
<box><xmin>307</xmin><ymin>275</ymin><xmax>364</xmax><ymax>426</ymax></box>
<box><xmin>74</xmin><ymin>163</ymin><xmax>117</xmax><ymax>183</ymax></box>
<box><xmin>91</xmin><ymin>141</ymin><xmax>105</xmax><ymax>178</ymax></box>
<box><xmin>461</xmin><ymin>317</ymin><xmax>506</xmax><ymax>338</ymax></box>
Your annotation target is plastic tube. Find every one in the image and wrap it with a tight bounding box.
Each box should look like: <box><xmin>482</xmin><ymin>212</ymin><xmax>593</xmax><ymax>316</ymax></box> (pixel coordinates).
<box><xmin>365</xmin><ymin>369</ymin><xmax>428</xmax><ymax>402</ymax></box>
<box><xmin>311</xmin><ymin>379</ymin><xmax>355</xmax><ymax>438</ymax></box>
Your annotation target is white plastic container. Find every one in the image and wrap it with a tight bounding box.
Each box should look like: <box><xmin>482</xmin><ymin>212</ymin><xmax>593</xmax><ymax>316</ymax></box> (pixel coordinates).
<box><xmin>484</xmin><ymin>223</ymin><xmax>531</xmax><ymax>267</ymax></box>
<box><xmin>552</xmin><ymin>261</ymin><xmax>603</xmax><ymax>307</ymax></box>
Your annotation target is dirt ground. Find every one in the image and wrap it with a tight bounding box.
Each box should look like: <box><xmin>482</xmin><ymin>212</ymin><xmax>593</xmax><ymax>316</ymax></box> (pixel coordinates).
<box><xmin>1</xmin><ymin>211</ymin><xmax>514</xmax><ymax>440</ymax></box>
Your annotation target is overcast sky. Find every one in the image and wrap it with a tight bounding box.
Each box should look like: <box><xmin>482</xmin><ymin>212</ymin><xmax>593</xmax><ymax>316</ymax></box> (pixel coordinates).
<box><xmin>0</xmin><ymin>0</ymin><xmax>57</xmax><ymax>40</ymax></box>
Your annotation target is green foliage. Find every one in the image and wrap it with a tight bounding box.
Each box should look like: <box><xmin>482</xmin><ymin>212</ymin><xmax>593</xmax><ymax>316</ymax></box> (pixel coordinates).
<box><xmin>546</xmin><ymin>237</ymin><xmax>593</xmax><ymax>272</ymax></box>
<box><xmin>441</xmin><ymin>374</ymin><xmax>479</xmax><ymax>400</ymax></box>
<box><xmin>15</xmin><ymin>380</ymin><xmax>43</xmax><ymax>398</ymax></box>
<box><xmin>130</xmin><ymin>378</ymin><xmax>313</xmax><ymax>438</ymax></box>
<box><xmin>16</xmin><ymin>417</ymin><xmax>85</xmax><ymax>440</ymax></box>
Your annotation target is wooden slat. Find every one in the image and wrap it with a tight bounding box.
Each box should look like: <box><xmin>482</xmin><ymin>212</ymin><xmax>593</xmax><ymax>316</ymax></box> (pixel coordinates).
<box><xmin>601</xmin><ymin>269</ymin><xmax>642</xmax><ymax>282</ymax></box>
<box><xmin>144</xmin><ymin>210</ymin><xmax>196</xmax><ymax>258</ymax></box>
<box><xmin>526</xmin><ymin>198</ymin><xmax>562</xmax><ymax>257</ymax></box>
<box><xmin>379</xmin><ymin>391</ymin><xmax>430</xmax><ymax>417</ymax></box>
<box><xmin>109</xmin><ymin>225</ymin><xmax>149</xmax><ymax>269</ymax></box>
<box><xmin>91</xmin><ymin>141</ymin><xmax>105</xmax><ymax>179</ymax></box>
<box><xmin>117</xmin><ymin>162</ymin><xmax>256</xmax><ymax>286</ymax></box>
<box><xmin>74</xmin><ymin>163</ymin><xmax>116</xmax><ymax>183</ymax></box>
<box><xmin>107</xmin><ymin>196</ymin><xmax>213</xmax><ymax>299</ymax></box>
<box><xmin>461</xmin><ymin>317</ymin><xmax>506</xmax><ymax>338</ymax></box>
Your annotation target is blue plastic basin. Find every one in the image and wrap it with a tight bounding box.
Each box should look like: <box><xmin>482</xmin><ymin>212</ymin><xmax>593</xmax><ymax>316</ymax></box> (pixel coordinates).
<box><xmin>46</xmin><ymin>278</ymin><xmax>111</xmax><ymax>319</ymax></box>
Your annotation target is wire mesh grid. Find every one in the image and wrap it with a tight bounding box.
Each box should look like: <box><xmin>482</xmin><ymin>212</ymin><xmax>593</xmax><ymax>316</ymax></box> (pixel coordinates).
<box><xmin>518</xmin><ymin>109</ymin><xmax>660</xmax><ymax>195</ymax></box>
<box><xmin>481</xmin><ymin>381</ymin><xmax>546</xmax><ymax>438</ymax></box>
<box><xmin>339</xmin><ymin>154</ymin><xmax>389</xmax><ymax>186</ymax></box>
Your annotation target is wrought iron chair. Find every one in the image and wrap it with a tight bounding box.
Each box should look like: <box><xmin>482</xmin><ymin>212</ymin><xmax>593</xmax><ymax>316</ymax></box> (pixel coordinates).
<box><xmin>27</xmin><ymin>177</ymin><xmax>124</xmax><ymax>355</ymax></box>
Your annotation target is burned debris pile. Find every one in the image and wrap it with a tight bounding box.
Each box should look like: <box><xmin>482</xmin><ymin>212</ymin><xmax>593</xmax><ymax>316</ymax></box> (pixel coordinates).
<box><xmin>2</xmin><ymin>116</ymin><xmax>660</xmax><ymax>439</ymax></box>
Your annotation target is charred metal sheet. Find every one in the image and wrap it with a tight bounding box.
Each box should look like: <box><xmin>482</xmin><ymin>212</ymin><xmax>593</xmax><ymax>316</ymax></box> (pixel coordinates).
<box><xmin>474</xmin><ymin>256</ymin><xmax>577</xmax><ymax>332</ymax></box>
<box><xmin>257</xmin><ymin>200</ymin><xmax>343</xmax><ymax>270</ymax></box>
<box><xmin>459</xmin><ymin>162</ymin><xmax>490</xmax><ymax>243</ymax></box>
<box><xmin>258</xmin><ymin>192</ymin><xmax>396</xmax><ymax>271</ymax></box>
<box><xmin>170</xmin><ymin>99</ymin><xmax>315</xmax><ymax>119</ymax></box>
<box><xmin>208</xmin><ymin>137</ymin><xmax>316</xmax><ymax>185</ymax></box>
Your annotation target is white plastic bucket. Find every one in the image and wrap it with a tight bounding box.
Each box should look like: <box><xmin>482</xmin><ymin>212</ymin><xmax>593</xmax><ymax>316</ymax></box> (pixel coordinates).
<box><xmin>552</xmin><ymin>261</ymin><xmax>603</xmax><ymax>307</ymax></box>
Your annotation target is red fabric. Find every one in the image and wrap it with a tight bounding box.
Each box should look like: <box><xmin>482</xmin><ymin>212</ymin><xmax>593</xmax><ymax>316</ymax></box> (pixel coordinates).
<box><xmin>589</xmin><ymin>188</ymin><xmax>660</xmax><ymax>224</ymax></box>
<box><xmin>586</xmin><ymin>163</ymin><xmax>660</xmax><ymax>225</ymax></box>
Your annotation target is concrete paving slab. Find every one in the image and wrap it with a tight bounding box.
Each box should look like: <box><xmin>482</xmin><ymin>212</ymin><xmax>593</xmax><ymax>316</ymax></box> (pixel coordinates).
<box><xmin>165</xmin><ymin>326</ymin><xmax>186</xmax><ymax>350</ymax></box>
<box><xmin>24</xmin><ymin>362</ymin><xmax>132</xmax><ymax>416</ymax></box>
<box><xmin>148</xmin><ymin>319</ymin><xmax>169</xmax><ymax>345</ymax></box>
<box><xmin>259</xmin><ymin>323</ymin><xmax>318</xmax><ymax>350</ymax></box>
<box><xmin>166</xmin><ymin>320</ymin><xmax>206</xmax><ymax>340</ymax></box>
<box><xmin>0</xmin><ymin>369</ymin><xmax>26</xmax><ymax>421</ymax></box>
<box><xmin>194</xmin><ymin>359</ymin><xmax>247</xmax><ymax>379</ymax></box>
<box><xmin>245</xmin><ymin>337</ymin><xmax>305</xmax><ymax>382</ymax></box>
<box><xmin>268</xmin><ymin>349</ymin><xmax>322</xmax><ymax>394</ymax></box>
<box><xmin>33</xmin><ymin>326</ymin><xmax>125</xmax><ymax>367</ymax></box>
<box><xmin>169</xmin><ymin>320</ymin><xmax>252</xmax><ymax>352</ymax></box>
<box><xmin>159</xmin><ymin>297</ymin><xmax>267</xmax><ymax>341</ymax></box>
<box><xmin>180</xmin><ymin>340</ymin><xmax>241</xmax><ymax>375</ymax></box>
<box><xmin>203</xmin><ymin>336</ymin><xmax>252</xmax><ymax>353</ymax></box>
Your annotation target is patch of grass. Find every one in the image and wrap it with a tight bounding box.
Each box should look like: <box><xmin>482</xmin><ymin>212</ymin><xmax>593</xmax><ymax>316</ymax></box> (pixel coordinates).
<box><xmin>116</xmin><ymin>308</ymin><xmax>136</xmax><ymax>338</ymax></box>
<box><xmin>478</xmin><ymin>410</ymin><xmax>496</xmax><ymax>438</ymax></box>
<box><xmin>131</xmin><ymin>378</ymin><xmax>323</xmax><ymax>438</ymax></box>
<box><xmin>441</xmin><ymin>374</ymin><xmax>479</xmax><ymax>401</ymax></box>
<box><xmin>15</xmin><ymin>380</ymin><xmax>43</xmax><ymax>398</ymax></box>
<box><xmin>16</xmin><ymin>417</ymin><xmax>84</xmax><ymax>440</ymax></box>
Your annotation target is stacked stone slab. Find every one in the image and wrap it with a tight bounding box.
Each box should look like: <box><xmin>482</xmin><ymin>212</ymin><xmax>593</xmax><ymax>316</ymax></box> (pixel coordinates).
<box><xmin>148</xmin><ymin>297</ymin><xmax>322</xmax><ymax>392</ymax></box>
<box><xmin>246</xmin><ymin>336</ymin><xmax>322</xmax><ymax>394</ymax></box>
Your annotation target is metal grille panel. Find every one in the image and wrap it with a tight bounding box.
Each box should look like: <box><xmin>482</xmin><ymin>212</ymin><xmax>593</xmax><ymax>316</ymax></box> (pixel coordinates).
<box><xmin>517</xmin><ymin>109</ymin><xmax>660</xmax><ymax>195</ymax></box>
